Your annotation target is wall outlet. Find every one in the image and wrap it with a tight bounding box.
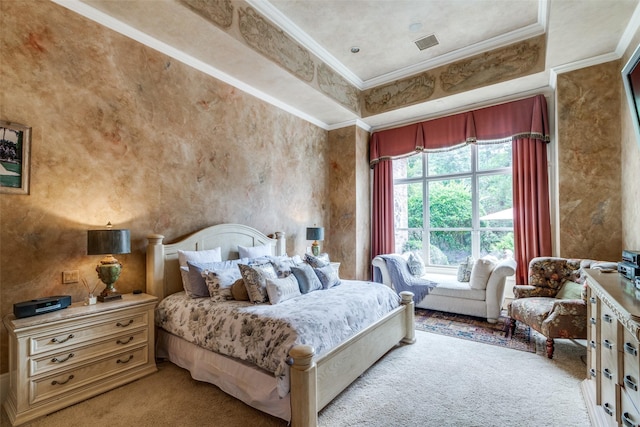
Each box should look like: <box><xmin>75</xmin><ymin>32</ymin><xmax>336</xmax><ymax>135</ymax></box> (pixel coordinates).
<box><xmin>62</xmin><ymin>270</ymin><xmax>79</xmax><ymax>284</ymax></box>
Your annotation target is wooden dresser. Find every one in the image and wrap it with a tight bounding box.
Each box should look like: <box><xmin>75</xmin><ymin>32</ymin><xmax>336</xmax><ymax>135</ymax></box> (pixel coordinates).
<box><xmin>2</xmin><ymin>293</ymin><xmax>158</xmax><ymax>426</ymax></box>
<box><xmin>583</xmin><ymin>269</ymin><xmax>640</xmax><ymax>426</ymax></box>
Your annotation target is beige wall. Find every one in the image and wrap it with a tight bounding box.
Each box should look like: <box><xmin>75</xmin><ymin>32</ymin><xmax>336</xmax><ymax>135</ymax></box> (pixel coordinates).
<box><xmin>556</xmin><ymin>62</ymin><xmax>623</xmax><ymax>260</ymax></box>
<box><xmin>0</xmin><ymin>1</ymin><xmax>335</xmax><ymax>373</ymax></box>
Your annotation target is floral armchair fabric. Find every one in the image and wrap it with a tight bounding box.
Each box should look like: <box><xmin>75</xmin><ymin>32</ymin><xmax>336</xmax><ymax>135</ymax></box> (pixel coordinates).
<box><xmin>508</xmin><ymin>257</ymin><xmax>596</xmax><ymax>358</ymax></box>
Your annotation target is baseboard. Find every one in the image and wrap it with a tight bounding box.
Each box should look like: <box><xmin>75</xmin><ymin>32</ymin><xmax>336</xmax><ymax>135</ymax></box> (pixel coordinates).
<box><xmin>1</xmin><ymin>372</ymin><xmax>8</xmax><ymax>404</ymax></box>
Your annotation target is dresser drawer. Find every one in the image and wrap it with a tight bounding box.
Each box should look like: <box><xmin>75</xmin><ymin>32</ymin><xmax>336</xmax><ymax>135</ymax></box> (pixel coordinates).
<box><xmin>623</xmin><ymin>327</ymin><xmax>640</xmax><ymax>413</ymax></box>
<box><xmin>31</xmin><ymin>345</ymin><xmax>148</xmax><ymax>404</ymax></box>
<box><xmin>29</xmin><ymin>311</ymin><xmax>148</xmax><ymax>355</ymax></box>
<box><xmin>601</xmin><ymin>304</ymin><xmax>619</xmax><ymax>342</ymax></box>
<box><xmin>621</xmin><ymin>387</ymin><xmax>640</xmax><ymax>427</ymax></box>
<box><xmin>30</xmin><ymin>328</ymin><xmax>148</xmax><ymax>376</ymax></box>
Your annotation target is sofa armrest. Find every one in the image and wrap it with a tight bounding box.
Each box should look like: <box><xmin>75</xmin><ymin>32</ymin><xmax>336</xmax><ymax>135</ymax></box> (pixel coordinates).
<box><xmin>512</xmin><ymin>285</ymin><xmax>557</xmax><ymax>299</ymax></box>
<box><xmin>543</xmin><ymin>299</ymin><xmax>588</xmax><ymax>338</ymax></box>
<box><xmin>372</xmin><ymin>256</ymin><xmax>393</xmax><ymax>289</ymax></box>
<box><xmin>485</xmin><ymin>258</ymin><xmax>516</xmax><ymax>322</ymax></box>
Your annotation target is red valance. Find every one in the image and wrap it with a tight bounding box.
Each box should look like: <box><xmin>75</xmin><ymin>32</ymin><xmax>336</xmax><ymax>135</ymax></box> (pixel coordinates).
<box><xmin>369</xmin><ymin>94</ymin><xmax>550</xmax><ymax>167</ymax></box>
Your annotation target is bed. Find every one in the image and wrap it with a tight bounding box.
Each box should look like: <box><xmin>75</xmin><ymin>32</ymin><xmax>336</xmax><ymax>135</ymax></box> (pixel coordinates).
<box><xmin>146</xmin><ymin>223</ymin><xmax>415</xmax><ymax>427</ymax></box>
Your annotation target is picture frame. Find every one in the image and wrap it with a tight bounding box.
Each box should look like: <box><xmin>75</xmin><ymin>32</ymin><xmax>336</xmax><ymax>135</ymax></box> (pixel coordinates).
<box><xmin>0</xmin><ymin>120</ymin><xmax>31</xmax><ymax>195</ymax></box>
<box><xmin>622</xmin><ymin>43</ymin><xmax>640</xmax><ymax>150</ymax></box>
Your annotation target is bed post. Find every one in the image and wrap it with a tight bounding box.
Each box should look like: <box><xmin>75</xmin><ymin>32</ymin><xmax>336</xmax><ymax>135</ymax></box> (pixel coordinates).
<box><xmin>274</xmin><ymin>231</ymin><xmax>286</xmax><ymax>256</ymax></box>
<box><xmin>146</xmin><ymin>234</ymin><xmax>166</xmax><ymax>300</ymax></box>
<box><xmin>399</xmin><ymin>291</ymin><xmax>416</xmax><ymax>344</ymax></box>
<box><xmin>289</xmin><ymin>344</ymin><xmax>317</xmax><ymax>427</ymax></box>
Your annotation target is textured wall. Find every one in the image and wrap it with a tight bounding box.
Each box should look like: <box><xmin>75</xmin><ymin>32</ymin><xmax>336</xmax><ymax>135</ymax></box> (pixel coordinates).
<box><xmin>327</xmin><ymin>126</ymin><xmax>371</xmax><ymax>280</ymax></box>
<box><xmin>0</xmin><ymin>1</ymin><xmax>330</xmax><ymax>373</ymax></box>
<box><xmin>556</xmin><ymin>62</ymin><xmax>622</xmax><ymax>260</ymax></box>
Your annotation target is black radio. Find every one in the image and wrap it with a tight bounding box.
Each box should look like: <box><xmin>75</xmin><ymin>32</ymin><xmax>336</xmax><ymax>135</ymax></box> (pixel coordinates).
<box><xmin>13</xmin><ymin>295</ymin><xmax>72</xmax><ymax>319</ymax></box>
<box><xmin>622</xmin><ymin>250</ymin><xmax>640</xmax><ymax>266</ymax></box>
<box><xmin>618</xmin><ymin>261</ymin><xmax>640</xmax><ymax>280</ymax></box>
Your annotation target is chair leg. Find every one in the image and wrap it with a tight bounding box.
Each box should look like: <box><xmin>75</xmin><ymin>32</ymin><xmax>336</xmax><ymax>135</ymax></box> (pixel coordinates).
<box><xmin>508</xmin><ymin>318</ymin><xmax>516</xmax><ymax>338</ymax></box>
<box><xmin>546</xmin><ymin>338</ymin><xmax>554</xmax><ymax>359</ymax></box>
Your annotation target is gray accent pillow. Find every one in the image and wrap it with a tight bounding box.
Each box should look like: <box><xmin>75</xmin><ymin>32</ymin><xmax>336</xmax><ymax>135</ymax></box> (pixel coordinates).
<box><xmin>457</xmin><ymin>256</ymin><xmax>475</xmax><ymax>282</ymax></box>
<box><xmin>291</xmin><ymin>263</ymin><xmax>323</xmax><ymax>294</ymax></box>
<box><xmin>314</xmin><ymin>265</ymin><xmax>341</xmax><ymax>289</ymax></box>
<box><xmin>239</xmin><ymin>263</ymin><xmax>278</xmax><ymax>303</ymax></box>
<box><xmin>407</xmin><ymin>252</ymin><xmax>425</xmax><ymax>276</ymax></box>
<box><xmin>304</xmin><ymin>253</ymin><xmax>330</xmax><ymax>268</ymax></box>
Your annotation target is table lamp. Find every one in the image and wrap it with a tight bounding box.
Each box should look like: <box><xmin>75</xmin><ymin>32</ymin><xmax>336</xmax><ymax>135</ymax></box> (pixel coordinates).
<box><xmin>306</xmin><ymin>226</ymin><xmax>324</xmax><ymax>256</ymax></box>
<box><xmin>87</xmin><ymin>223</ymin><xmax>130</xmax><ymax>302</ymax></box>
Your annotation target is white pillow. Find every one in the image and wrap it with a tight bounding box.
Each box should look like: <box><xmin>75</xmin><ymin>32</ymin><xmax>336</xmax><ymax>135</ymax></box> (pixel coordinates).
<box><xmin>407</xmin><ymin>252</ymin><xmax>425</xmax><ymax>276</ymax></box>
<box><xmin>469</xmin><ymin>257</ymin><xmax>497</xmax><ymax>290</ymax></box>
<box><xmin>177</xmin><ymin>248</ymin><xmax>222</xmax><ymax>294</ymax></box>
<box><xmin>238</xmin><ymin>243</ymin><xmax>272</xmax><ymax>259</ymax></box>
<box><xmin>266</xmin><ymin>275</ymin><xmax>301</xmax><ymax>304</ymax></box>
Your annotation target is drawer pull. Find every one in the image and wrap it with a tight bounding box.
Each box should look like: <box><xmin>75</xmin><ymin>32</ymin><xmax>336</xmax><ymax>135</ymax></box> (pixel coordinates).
<box><xmin>116</xmin><ymin>336</ymin><xmax>134</xmax><ymax>345</ymax></box>
<box><xmin>590</xmin><ymin>340</ymin><xmax>596</xmax><ymax>349</ymax></box>
<box><xmin>117</xmin><ymin>355</ymin><xmax>134</xmax><ymax>364</ymax></box>
<box><xmin>51</xmin><ymin>353</ymin><xmax>74</xmax><ymax>363</ymax></box>
<box><xmin>51</xmin><ymin>375</ymin><xmax>74</xmax><ymax>386</ymax></box>
<box><xmin>625</xmin><ymin>375</ymin><xmax>639</xmax><ymax>391</ymax></box>
<box><xmin>603</xmin><ymin>314</ymin><xmax>614</xmax><ymax>323</ymax></box>
<box><xmin>590</xmin><ymin>297</ymin><xmax>596</xmax><ymax>304</ymax></box>
<box><xmin>51</xmin><ymin>334</ymin><xmax>74</xmax><ymax>344</ymax></box>
<box><xmin>604</xmin><ymin>403</ymin><xmax>614</xmax><ymax>416</ymax></box>
<box><xmin>625</xmin><ymin>342</ymin><xmax>638</xmax><ymax>357</ymax></box>
<box><xmin>622</xmin><ymin>412</ymin><xmax>638</xmax><ymax>427</ymax></box>
<box><xmin>590</xmin><ymin>317</ymin><xmax>597</xmax><ymax>325</ymax></box>
<box><xmin>116</xmin><ymin>319</ymin><xmax>134</xmax><ymax>327</ymax></box>
<box><xmin>590</xmin><ymin>368</ymin><xmax>597</xmax><ymax>378</ymax></box>
<box><xmin>603</xmin><ymin>368</ymin><xmax>613</xmax><ymax>380</ymax></box>
<box><xmin>603</xmin><ymin>340</ymin><xmax>614</xmax><ymax>350</ymax></box>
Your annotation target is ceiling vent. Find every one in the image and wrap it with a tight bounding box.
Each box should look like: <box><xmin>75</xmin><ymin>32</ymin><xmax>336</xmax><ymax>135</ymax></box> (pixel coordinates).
<box><xmin>414</xmin><ymin>34</ymin><xmax>439</xmax><ymax>51</ymax></box>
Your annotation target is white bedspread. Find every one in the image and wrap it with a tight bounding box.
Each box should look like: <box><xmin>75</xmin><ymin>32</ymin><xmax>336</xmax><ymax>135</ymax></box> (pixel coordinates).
<box><xmin>156</xmin><ymin>280</ymin><xmax>400</xmax><ymax>397</ymax></box>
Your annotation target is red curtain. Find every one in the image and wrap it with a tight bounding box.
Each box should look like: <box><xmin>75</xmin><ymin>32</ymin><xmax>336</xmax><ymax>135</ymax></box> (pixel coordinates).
<box><xmin>369</xmin><ymin>94</ymin><xmax>551</xmax><ymax>284</ymax></box>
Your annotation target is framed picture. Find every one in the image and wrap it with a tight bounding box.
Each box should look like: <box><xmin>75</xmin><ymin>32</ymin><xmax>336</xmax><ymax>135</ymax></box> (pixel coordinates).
<box><xmin>0</xmin><ymin>120</ymin><xmax>31</xmax><ymax>195</ymax></box>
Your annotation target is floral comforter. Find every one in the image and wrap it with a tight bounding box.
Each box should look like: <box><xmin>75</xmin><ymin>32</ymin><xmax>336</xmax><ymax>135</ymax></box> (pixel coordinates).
<box><xmin>156</xmin><ymin>280</ymin><xmax>401</xmax><ymax>396</ymax></box>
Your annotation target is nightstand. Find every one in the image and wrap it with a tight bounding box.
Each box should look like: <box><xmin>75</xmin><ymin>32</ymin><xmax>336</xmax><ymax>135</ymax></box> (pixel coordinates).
<box><xmin>2</xmin><ymin>293</ymin><xmax>158</xmax><ymax>426</ymax></box>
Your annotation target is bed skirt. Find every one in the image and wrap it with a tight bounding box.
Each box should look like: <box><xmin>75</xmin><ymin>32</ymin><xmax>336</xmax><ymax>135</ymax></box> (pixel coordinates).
<box><xmin>156</xmin><ymin>329</ymin><xmax>291</xmax><ymax>421</ymax></box>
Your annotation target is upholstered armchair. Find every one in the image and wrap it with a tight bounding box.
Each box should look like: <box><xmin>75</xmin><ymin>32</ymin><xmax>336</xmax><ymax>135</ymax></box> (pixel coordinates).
<box><xmin>508</xmin><ymin>257</ymin><xmax>598</xmax><ymax>358</ymax></box>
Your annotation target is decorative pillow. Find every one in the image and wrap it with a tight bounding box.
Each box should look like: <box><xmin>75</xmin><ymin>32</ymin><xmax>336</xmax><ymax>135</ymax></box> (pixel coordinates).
<box><xmin>231</xmin><ymin>278</ymin><xmax>249</xmax><ymax>301</ymax></box>
<box><xmin>177</xmin><ymin>248</ymin><xmax>222</xmax><ymax>296</ymax></box>
<box><xmin>457</xmin><ymin>256</ymin><xmax>475</xmax><ymax>282</ymax></box>
<box><xmin>238</xmin><ymin>244</ymin><xmax>272</xmax><ymax>260</ymax></box>
<box><xmin>305</xmin><ymin>253</ymin><xmax>330</xmax><ymax>268</ymax></box>
<box><xmin>185</xmin><ymin>258</ymin><xmax>249</xmax><ymax>298</ymax></box>
<box><xmin>203</xmin><ymin>267</ymin><xmax>242</xmax><ymax>302</ymax></box>
<box><xmin>469</xmin><ymin>257</ymin><xmax>497</xmax><ymax>290</ymax></box>
<box><xmin>238</xmin><ymin>263</ymin><xmax>278</xmax><ymax>303</ymax></box>
<box><xmin>266</xmin><ymin>275</ymin><xmax>301</xmax><ymax>304</ymax></box>
<box><xmin>555</xmin><ymin>280</ymin><xmax>584</xmax><ymax>300</ymax></box>
<box><xmin>314</xmin><ymin>265</ymin><xmax>341</xmax><ymax>289</ymax></box>
<box><xmin>291</xmin><ymin>263</ymin><xmax>323</xmax><ymax>294</ymax></box>
<box><xmin>407</xmin><ymin>252</ymin><xmax>425</xmax><ymax>277</ymax></box>
<box><xmin>269</xmin><ymin>255</ymin><xmax>302</xmax><ymax>278</ymax></box>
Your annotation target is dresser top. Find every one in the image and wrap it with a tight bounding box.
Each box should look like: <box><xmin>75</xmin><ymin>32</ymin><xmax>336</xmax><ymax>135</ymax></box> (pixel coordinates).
<box><xmin>585</xmin><ymin>269</ymin><xmax>640</xmax><ymax>322</ymax></box>
<box><xmin>3</xmin><ymin>293</ymin><xmax>158</xmax><ymax>330</ymax></box>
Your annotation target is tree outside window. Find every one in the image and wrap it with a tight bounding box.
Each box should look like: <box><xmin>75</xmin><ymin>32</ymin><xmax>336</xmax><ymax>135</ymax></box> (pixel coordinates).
<box><xmin>393</xmin><ymin>141</ymin><xmax>513</xmax><ymax>267</ymax></box>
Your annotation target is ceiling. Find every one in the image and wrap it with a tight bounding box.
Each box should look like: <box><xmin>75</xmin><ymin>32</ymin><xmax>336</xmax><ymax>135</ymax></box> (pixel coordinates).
<box><xmin>55</xmin><ymin>0</ymin><xmax>640</xmax><ymax>130</ymax></box>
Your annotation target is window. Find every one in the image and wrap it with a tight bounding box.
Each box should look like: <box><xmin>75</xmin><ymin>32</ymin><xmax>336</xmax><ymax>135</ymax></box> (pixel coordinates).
<box><xmin>393</xmin><ymin>141</ymin><xmax>513</xmax><ymax>267</ymax></box>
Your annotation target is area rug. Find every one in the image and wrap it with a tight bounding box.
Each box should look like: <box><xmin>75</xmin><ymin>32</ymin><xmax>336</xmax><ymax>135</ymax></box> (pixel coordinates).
<box><xmin>414</xmin><ymin>308</ymin><xmax>536</xmax><ymax>353</ymax></box>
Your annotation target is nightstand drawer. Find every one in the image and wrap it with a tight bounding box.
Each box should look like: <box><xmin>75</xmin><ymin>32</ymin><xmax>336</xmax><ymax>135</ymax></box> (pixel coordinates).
<box><xmin>30</xmin><ymin>311</ymin><xmax>149</xmax><ymax>355</ymax></box>
<box><xmin>31</xmin><ymin>345</ymin><xmax>148</xmax><ymax>404</ymax></box>
<box><xmin>30</xmin><ymin>328</ymin><xmax>148</xmax><ymax>376</ymax></box>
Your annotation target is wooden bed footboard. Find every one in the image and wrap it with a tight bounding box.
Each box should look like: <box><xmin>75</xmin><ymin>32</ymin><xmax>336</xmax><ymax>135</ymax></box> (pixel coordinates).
<box><xmin>289</xmin><ymin>291</ymin><xmax>415</xmax><ymax>427</ymax></box>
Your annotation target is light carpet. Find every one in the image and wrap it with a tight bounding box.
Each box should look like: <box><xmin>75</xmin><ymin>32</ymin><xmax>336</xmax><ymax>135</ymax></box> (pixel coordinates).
<box><xmin>2</xmin><ymin>330</ymin><xmax>590</xmax><ymax>427</ymax></box>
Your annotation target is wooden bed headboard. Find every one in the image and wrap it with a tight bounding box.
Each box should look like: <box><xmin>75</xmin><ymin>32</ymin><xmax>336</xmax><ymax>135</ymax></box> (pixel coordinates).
<box><xmin>146</xmin><ymin>223</ymin><xmax>286</xmax><ymax>300</ymax></box>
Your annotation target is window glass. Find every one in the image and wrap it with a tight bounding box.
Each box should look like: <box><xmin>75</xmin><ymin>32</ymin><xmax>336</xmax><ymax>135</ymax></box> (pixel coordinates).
<box><xmin>429</xmin><ymin>178</ymin><xmax>472</xmax><ymax>228</ymax></box>
<box><xmin>430</xmin><ymin>231</ymin><xmax>471</xmax><ymax>265</ymax></box>
<box><xmin>478</xmin><ymin>173</ymin><xmax>513</xmax><ymax>228</ymax></box>
<box><xmin>394</xmin><ymin>182</ymin><xmax>423</xmax><ymax>229</ymax></box>
<box><xmin>478</xmin><ymin>142</ymin><xmax>511</xmax><ymax>170</ymax></box>
<box><xmin>393</xmin><ymin>154</ymin><xmax>423</xmax><ymax>179</ymax></box>
<box><xmin>428</xmin><ymin>146</ymin><xmax>471</xmax><ymax>176</ymax></box>
<box><xmin>395</xmin><ymin>229</ymin><xmax>423</xmax><ymax>254</ymax></box>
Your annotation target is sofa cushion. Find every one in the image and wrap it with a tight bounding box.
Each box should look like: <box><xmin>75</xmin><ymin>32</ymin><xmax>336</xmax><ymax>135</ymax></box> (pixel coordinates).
<box><xmin>426</xmin><ymin>274</ymin><xmax>486</xmax><ymax>301</ymax></box>
<box><xmin>469</xmin><ymin>257</ymin><xmax>496</xmax><ymax>290</ymax></box>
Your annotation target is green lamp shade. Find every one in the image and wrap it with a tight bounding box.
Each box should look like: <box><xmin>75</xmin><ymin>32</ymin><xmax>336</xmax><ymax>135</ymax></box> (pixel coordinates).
<box><xmin>87</xmin><ymin>229</ymin><xmax>131</xmax><ymax>255</ymax></box>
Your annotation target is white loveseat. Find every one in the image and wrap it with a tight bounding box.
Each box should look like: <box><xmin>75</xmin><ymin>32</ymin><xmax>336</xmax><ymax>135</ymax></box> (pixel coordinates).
<box><xmin>372</xmin><ymin>254</ymin><xmax>517</xmax><ymax>323</ymax></box>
